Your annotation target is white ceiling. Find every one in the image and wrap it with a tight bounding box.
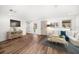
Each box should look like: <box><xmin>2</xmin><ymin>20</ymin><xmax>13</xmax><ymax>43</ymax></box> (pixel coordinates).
<box><xmin>0</xmin><ymin>5</ymin><xmax>79</xmax><ymax>21</ymax></box>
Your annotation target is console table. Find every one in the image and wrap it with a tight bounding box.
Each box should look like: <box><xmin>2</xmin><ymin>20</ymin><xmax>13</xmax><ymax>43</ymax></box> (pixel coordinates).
<box><xmin>7</xmin><ymin>31</ymin><xmax>23</xmax><ymax>40</ymax></box>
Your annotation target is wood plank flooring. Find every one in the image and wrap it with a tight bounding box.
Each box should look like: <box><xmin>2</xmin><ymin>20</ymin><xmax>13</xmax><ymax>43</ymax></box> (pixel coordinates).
<box><xmin>0</xmin><ymin>34</ymin><xmax>68</xmax><ymax>54</ymax></box>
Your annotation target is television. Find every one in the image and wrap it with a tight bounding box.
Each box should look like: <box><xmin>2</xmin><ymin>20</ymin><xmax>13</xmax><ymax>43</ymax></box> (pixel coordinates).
<box><xmin>10</xmin><ymin>19</ymin><xmax>21</xmax><ymax>27</ymax></box>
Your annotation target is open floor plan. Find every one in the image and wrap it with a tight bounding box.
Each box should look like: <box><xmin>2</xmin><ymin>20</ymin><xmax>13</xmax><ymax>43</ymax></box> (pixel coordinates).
<box><xmin>0</xmin><ymin>5</ymin><xmax>79</xmax><ymax>54</ymax></box>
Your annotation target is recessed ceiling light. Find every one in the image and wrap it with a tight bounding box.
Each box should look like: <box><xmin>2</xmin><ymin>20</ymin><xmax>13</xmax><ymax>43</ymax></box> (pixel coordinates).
<box><xmin>54</xmin><ymin>5</ymin><xmax>59</xmax><ymax>8</ymax></box>
<box><xmin>9</xmin><ymin>9</ymin><xmax>16</xmax><ymax>13</ymax></box>
<box><xmin>9</xmin><ymin>9</ymin><xmax>13</xmax><ymax>12</ymax></box>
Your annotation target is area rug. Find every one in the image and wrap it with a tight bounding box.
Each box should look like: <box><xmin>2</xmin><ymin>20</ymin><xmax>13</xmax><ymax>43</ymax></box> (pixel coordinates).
<box><xmin>41</xmin><ymin>38</ymin><xmax>79</xmax><ymax>54</ymax></box>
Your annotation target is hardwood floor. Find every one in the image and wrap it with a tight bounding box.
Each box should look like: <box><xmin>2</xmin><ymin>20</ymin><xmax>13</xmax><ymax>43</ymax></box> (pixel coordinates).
<box><xmin>0</xmin><ymin>34</ymin><xmax>68</xmax><ymax>54</ymax></box>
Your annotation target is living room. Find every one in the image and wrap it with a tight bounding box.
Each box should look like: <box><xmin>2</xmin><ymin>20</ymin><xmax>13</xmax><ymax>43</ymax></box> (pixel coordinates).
<box><xmin>0</xmin><ymin>5</ymin><xmax>79</xmax><ymax>54</ymax></box>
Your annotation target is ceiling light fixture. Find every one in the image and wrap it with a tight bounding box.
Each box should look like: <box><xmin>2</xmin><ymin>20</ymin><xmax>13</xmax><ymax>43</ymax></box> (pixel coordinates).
<box><xmin>9</xmin><ymin>9</ymin><xmax>16</xmax><ymax>13</ymax></box>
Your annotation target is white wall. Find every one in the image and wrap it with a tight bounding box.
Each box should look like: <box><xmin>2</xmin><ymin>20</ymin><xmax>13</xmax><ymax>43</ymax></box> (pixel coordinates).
<box><xmin>0</xmin><ymin>7</ymin><xmax>26</xmax><ymax>42</ymax></box>
<box><xmin>26</xmin><ymin>22</ymin><xmax>31</xmax><ymax>33</ymax></box>
<box><xmin>75</xmin><ymin>15</ymin><xmax>79</xmax><ymax>31</ymax></box>
<box><xmin>0</xmin><ymin>13</ymin><xmax>10</xmax><ymax>42</ymax></box>
<box><xmin>9</xmin><ymin>9</ymin><xmax>27</xmax><ymax>35</ymax></box>
<box><xmin>21</xmin><ymin>20</ymin><xmax>26</xmax><ymax>35</ymax></box>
